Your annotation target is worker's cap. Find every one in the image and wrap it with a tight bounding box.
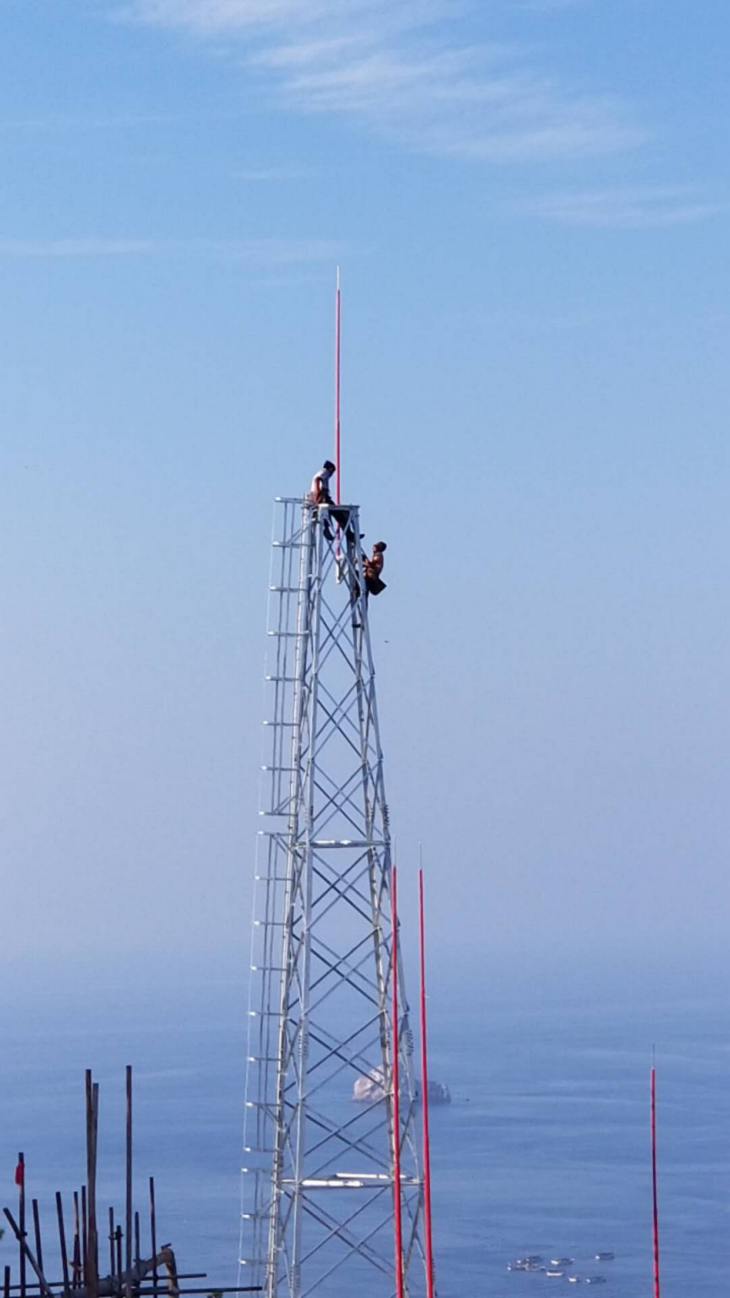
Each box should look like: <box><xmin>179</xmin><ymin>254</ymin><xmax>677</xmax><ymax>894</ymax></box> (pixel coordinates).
<box><xmin>323</xmin><ymin>459</ymin><xmax>336</xmax><ymax>473</ymax></box>
<box><xmin>374</xmin><ymin>541</ymin><xmax>387</xmax><ymax>552</ymax></box>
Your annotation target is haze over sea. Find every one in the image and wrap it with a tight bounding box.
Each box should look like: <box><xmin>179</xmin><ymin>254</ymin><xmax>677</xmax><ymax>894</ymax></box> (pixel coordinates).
<box><xmin>2</xmin><ymin>955</ymin><xmax>728</xmax><ymax>1298</ymax></box>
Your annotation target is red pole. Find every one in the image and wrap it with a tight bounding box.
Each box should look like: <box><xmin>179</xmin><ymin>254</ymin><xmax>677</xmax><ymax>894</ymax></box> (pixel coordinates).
<box><xmin>419</xmin><ymin>869</ymin><xmax>435</xmax><ymax>1298</ymax></box>
<box><xmin>651</xmin><ymin>1066</ymin><xmax>660</xmax><ymax>1298</ymax></box>
<box><xmin>391</xmin><ymin>867</ymin><xmax>404</xmax><ymax>1298</ymax></box>
<box><xmin>334</xmin><ymin>267</ymin><xmax>341</xmax><ymax>505</ymax></box>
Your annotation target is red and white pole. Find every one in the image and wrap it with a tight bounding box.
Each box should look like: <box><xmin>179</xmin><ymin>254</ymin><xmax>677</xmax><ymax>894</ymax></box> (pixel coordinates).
<box><xmin>334</xmin><ymin>267</ymin><xmax>341</xmax><ymax>505</ymax></box>
<box><xmin>651</xmin><ymin>1065</ymin><xmax>660</xmax><ymax>1298</ymax></box>
<box><xmin>419</xmin><ymin>868</ymin><xmax>435</xmax><ymax>1298</ymax></box>
<box><xmin>391</xmin><ymin>867</ymin><xmax>404</xmax><ymax>1298</ymax></box>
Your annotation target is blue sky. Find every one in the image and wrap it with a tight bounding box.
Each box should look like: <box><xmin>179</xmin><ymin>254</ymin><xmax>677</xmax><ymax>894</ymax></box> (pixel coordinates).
<box><xmin>1</xmin><ymin>0</ymin><xmax>728</xmax><ymax>985</ymax></box>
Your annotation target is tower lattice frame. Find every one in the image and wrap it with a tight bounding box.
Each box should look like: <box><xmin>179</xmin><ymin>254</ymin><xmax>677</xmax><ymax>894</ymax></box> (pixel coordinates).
<box><xmin>240</xmin><ymin>498</ymin><xmax>426</xmax><ymax>1298</ymax></box>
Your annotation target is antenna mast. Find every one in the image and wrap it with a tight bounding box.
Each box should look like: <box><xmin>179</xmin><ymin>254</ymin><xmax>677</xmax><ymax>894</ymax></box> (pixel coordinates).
<box><xmin>334</xmin><ymin>267</ymin><xmax>341</xmax><ymax>504</ymax></box>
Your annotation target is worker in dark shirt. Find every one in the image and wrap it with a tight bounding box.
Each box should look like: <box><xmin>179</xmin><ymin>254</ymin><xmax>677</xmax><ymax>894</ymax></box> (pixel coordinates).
<box><xmin>363</xmin><ymin>542</ymin><xmax>387</xmax><ymax>596</ymax></box>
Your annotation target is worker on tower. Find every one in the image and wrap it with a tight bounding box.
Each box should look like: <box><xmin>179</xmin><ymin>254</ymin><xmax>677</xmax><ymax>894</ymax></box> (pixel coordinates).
<box><xmin>308</xmin><ymin>459</ymin><xmax>350</xmax><ymax>540</ymax></box>
<box><xmin>309</xmin><ymin>460</ymin><xmax>337</xmax><ymax>506</ymax></box>
<box><xmin>363</xmin><ymin>542</ymin><xmax>387</xmax><ymax>597</ymax></box>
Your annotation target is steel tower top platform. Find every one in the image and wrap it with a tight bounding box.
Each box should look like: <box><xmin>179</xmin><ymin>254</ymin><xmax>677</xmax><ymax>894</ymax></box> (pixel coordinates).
<box><xmin>240</xmin><ymin>496</ymin><xmax>426</xmax><ymax>1298</ymax></box>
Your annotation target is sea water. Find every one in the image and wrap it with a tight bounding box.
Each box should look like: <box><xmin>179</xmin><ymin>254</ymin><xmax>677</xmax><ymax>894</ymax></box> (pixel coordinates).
<box><xmin>1</xmin><ymin>961</ymin><xmax>728</xmax><ymax>1297</ymax></box>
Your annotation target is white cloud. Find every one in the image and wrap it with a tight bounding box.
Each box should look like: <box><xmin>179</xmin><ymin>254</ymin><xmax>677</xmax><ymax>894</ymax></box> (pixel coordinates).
<box><xmin>514</xmin><ymin>186</ymin><xmax>728</xmax><ymax>227</ymax></box>
<box><xmin>0</xmin><ymin>236</ymin><xmax>343</xmax><ymax>261</ymax></box>
<box><xmin>0</xmin><ymin>110</ymin><xmax>246</xmax><ymax>133</ymax></box>
<box><xmin>122</xmin><ymin>0</ymin><xmax>645</xmax><ymax>161</ymax></box>
<box><xmin>124</xmin><ymin>0</ymin><xmax>451</xmax><ymax>32</ymax></box>
<box><xmin>0</xmin><ymin>239</ymin><xmax>155</xmax><ymax>258</ymax></box>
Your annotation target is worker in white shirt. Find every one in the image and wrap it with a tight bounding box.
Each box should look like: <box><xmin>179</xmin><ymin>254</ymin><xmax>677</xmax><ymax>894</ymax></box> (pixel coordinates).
<box><xmin>308</xmin><ymin>459</ymin><xmax>350</xmax><ymax>539</ymax></box>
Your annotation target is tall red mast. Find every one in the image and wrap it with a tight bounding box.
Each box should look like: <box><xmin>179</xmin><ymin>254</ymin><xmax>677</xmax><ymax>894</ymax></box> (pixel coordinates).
<box><xmin>334</xmin><ymin>266</ymin><xmax>341</xmax><ymax>504</ymax></box>
<box><xmin>651</xmin><ymin>1065</ymin><xmax>661</xmax><ymax>1298</ymax></box>
<box><xmin>391</xmin><ymin>867</ymin><xmax>404</xmax><ymax>1298</ymax></box>
<box><xmin>418</xmin><ymin>867</ymin><xmax>435</xmax><ymax>1298</ymax></box>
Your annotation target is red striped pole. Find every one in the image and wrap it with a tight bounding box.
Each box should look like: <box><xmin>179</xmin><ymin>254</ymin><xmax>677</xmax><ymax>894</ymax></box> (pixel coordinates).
<box><xmin>418</xmin><ymin>868</ymin><xmax>435</xmax><ymax>1298</ymax></box>
<box><xmin>334</xmin><ymin>267</ymin><xmax>341</xmax><ymax>504</ymax></box>
<box><xmin>391</xmin><ymin>867</ymin><xmax>404</xmax><ymax>1298</ymax></box>
<box><xmin>651</xmin><ymin>1066</ymin><xmax>660</xmax><ymax>1298</ymax></box>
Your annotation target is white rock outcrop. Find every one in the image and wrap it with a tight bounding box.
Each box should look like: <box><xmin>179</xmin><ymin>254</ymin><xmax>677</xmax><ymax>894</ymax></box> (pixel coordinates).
<box><xmin>352</xmin><ymin>1070</ymin><xmax>451</xmax><ymax>1104</ymax></box>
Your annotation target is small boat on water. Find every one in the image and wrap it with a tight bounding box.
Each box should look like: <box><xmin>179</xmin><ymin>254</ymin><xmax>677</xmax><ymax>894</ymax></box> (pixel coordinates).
<box><xmin>585</xmin><ymin>1278</ymin><xmax>606</xmax><ymax>1285</ymax></box>
<box><xmin>594</xmin><ymin>1252</ymin><xmax>615</xmax><ymax>1261</ymax></box>
<box><xmin>551</xmin><ymin>1257</ymin><xmax>574</xmax><ymax>1267</ymax></box>
<box><xmin>545</xmin><ymin>1271</ymin><xmax>564</xmax><ymax>1278</ymax></box>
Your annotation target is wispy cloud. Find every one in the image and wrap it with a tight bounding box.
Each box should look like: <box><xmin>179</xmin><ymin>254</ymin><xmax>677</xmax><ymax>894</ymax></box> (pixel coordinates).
<box><xmin>234</xmin><ymin>165</ymin><xmax>318</xmax><ymax>181</ymax></box>
<box><xmin>123</xmin><ymin>0</ymin><xmax>453</xmax><ymax>34</ymax></box>
<box><xmin>0</xmin><ymin>110</ymin><xmax>246</xmax><ymax>133</ymax></box>
<box><xmin>0</xmin><ymin>236</ymin><xmax>344</xmax><ymax>261</ymax></box>
<box><xmin>514</xmin><ymin>186</ymin><xmax>729</xmax><ymax>228</ymax></box>
<box><xmin>0</xmin><ymin>239</ymin><xmax>155</xmax><ymax>258</ymax></box>
<box><xmin>122</xmin><ymin>0</ymin><xmax>645</xmax><ymax>161</ymax></box>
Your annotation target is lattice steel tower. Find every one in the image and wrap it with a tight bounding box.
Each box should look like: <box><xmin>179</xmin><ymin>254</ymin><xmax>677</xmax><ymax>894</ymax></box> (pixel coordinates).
<box><xmin>240</xmin><ymin>497</ymin><xmax>426</xmax><ymax>1298</ymax></box>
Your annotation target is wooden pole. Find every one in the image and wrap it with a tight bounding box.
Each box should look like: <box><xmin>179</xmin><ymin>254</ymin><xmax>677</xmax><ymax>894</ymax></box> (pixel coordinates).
<box><xmin>125</xmin><ymin>1067</ymin><xmax>133</xmax><ymax>1298</ymax></box>
<box><xmin>148</xmin><ymin>1180</ymin><xmax>158</xmax><ymax>1298</ymax></box>
<box><xmin>55</xmin><ymin>1194</ymin><xmax>70</xmax><ymax>1294</ymax></box>
<box><xmin>85</xmin><ymin>1072</ymin><xmax>99</xmax><ymax>1298</ymax></box>
<box><xmin>134</xmin><ymin>1214</ymin><xmax>141</xmax><ymax>1271</ymax></box>
<box><xmin>651</xmin><ymin>1065</ymin><xmax>661</xmax><ymax>1298</ymax></box>
<box><xmin>418</xmin><ymin>867</ymin><xmax>435</xmax><ymax>1298</ymax></box>
<box><xmin>2</xmin><ymin>1211</ymin><xmax>53</xmax><ymax>1298</ymax></box>
<box><xmin>115</xmin><ymin>1229</ymin><xmax>123</xmax><ymax>1285</ymax></box>
<box><xmin>73</xmin><ymin>1192</ymin><xmax>82</xmax><ymax>1288</ymax></box>
<box><xmin>4</xmin><ymin>1266</ymin><xmax>11</xmax><ymax>1298</ymax></box>
<box><xmin>81</xmin><ymin>1186</ymin><xmax>88</xmax><ymax>1287</ymax></box>
<box><xmin>93</xmin><ymin>1085</ymin><xmax>100</xmax><ymax>1284</ymax></box>
<box><xmin>108</xmin><ymin>1210</ymin><xmax>116</xmax><ymax>1282</ymax></box>
<box><xmin>390</xmin><ymin>867</ymin><xmax>404</xmax><ymax>1298</ymax></box>
<box><xmin>17</xmin><ymin>1153</ymin><xmax>26</xmax><ymax>1298</ymax></box>
<box><xmin>31</xmin><ymin>1203</ymin><xmax>43</xmax><ymax>1279</ymax></box>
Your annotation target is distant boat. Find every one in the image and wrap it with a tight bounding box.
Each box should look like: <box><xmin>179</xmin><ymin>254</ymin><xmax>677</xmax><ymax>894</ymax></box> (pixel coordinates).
<box><xmin>546</xmin><ymin>1271</ymin><xmax>565</xmax><ymax>1278</ymax></box>
<box><xmin>507</xmin><ymin>1259</ymin><xmax>543</xmax><ymax>1273</ymax></box>
<box><xmin>585</xmin><ymin>1279</ymin><xmax>606</xmax><ymax>1286</ymax></box>
<box><xmin>594</xmin><ymin>1252</ymin><xmax>615</xmax><ymax>1261</ymax></box>
<box><xmin>568</xmin><ymin>1279</ymin><xmax>581</xmax><ymax>1285</ymax></box>
<box><xmin>551</xmin><ymin>1257</ymin><xmax>574</xmax><ymax>1266</ymax></box>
